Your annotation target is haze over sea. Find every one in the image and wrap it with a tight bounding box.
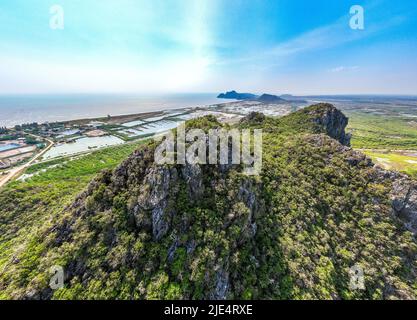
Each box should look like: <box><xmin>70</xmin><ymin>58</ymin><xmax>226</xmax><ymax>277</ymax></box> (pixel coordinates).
<box><xmin>0</xmin><ymin>93</ymin><xmax>227</xmax><ymax>127</ymax></box>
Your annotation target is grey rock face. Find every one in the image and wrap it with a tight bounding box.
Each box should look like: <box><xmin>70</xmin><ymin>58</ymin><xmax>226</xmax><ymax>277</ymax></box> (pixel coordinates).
<box><xmin>210</xmin><ymin>268</ymin><xmax>229</xmax><ymax>300</ymax></box>
<box><xmin>346</xmin><ymin>151</ymin><xmax>373</xmax><ymax>167</ymax></box>
<box><xmin>167</xmin><ymin>239</ymin><xmax>179</xmax><ymax>262</ymax></box>
<box><xmin>390</xmin><ymin>175</ymin><xmax>417</xmax><ymax>235</ymax></box>
<box><xmin>237</xmin><ymin>178</ymin><xmax>262</xmax><ymax>234</ymax></box>
<box><xmin>137</xmin><ymin>166</ymin><xmax>177</xmax><ymax>209</ymax></box>
<box><xmin>181</xmin><ymin>164</ymin><xmax>204</xmax><ymax>201</ymax></box>
<box><xmin>151</xmin><ymin>199</ymin><xmax>175</xmax><ymax>241</ymax></box>
<box><xmin>239</xmin><ymin>112</ymin><xmax>266</xmax><ymax>125</ymax></box>
<box><xmin>135</xmin><ymin>166</ymin><xmax>179</xmax><ymax>240</ymax></box>
<box><xmin>373</xmin><ymin>168</ymin><xmax>417</xmax><ymax>236</ymax></box>
<box><xmin>310</xmin><ymin>104</ymin><xmax>351</xmax><ymax>146</ymax></box>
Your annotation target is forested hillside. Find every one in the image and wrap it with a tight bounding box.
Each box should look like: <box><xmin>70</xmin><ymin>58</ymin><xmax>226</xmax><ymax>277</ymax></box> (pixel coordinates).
<box><xmin>0</xmin><ymin>104</ymin><xmax>416</xmax><ymax>300</ymax></box>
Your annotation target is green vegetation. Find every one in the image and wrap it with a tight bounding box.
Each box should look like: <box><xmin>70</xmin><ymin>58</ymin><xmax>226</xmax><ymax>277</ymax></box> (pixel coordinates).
<box><xmin>25</xmin><ymin>136</ymin><xmax>42</xmax><ymax>145</ymax></box>
<box><xmin>0</xmin><ymin>141</ymin><xmax>145</xmax><ymax>299</ymax></box>
<box><xmin>0</xmin><ymin>105</ymin><xmax>416</xmax><ymax>300</ymax></box>
<box><xmin>364</xmin><ymin>151</ymin><xmax>417</xmax><ymax>178</ymax></box>
<box><xmin>347</xmin><ymin>111</ymin><xmax>417</xmax><ymax>150</ymax></box>
<box><xmin>0</xmin><ymin>134</ymin><xmax>18</xmax><ymax>141</ymax></box>
<box><xmin>345</xmin><ymin>110</ymin><xmax>417</xmax><ymax>177</ymax></box>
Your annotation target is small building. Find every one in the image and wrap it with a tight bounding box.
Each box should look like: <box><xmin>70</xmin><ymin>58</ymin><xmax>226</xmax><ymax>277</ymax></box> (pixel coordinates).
<box><xmin>87</xmin><ymin>121</ymin><xmax>105</xmax><ymax>129</ymax></box>
<box><xmin>17</xmin><ymin>137</ymin><xmax>26</xmax><ymax>144</ymax></box>
<box><xmin>56</xmin><ymin>129</ymin><xmax>81</xmax><ymax>139</ymax></box>
<box><xmin>0</xmin><ymin>159</ymin><xmax>11</xmax><ymax>169</ymax></box>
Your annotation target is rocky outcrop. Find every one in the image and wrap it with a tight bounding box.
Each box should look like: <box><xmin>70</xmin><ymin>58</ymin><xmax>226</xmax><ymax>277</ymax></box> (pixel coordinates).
<box><xmin>22</xmin><ymin>103</ymin><xmax>417</xmax><ymax>300</ymax></box>
<box><xmin>210</xmin><ymin>268</ymin><xmax>229</xmax><ymax>300</ymax></box>
<box><xmin>306</xmin><ymin>103</ymin><xmax>352</xmax><ymax>146</ymax></box>
<box><xmin>239</xmin><ymin>112</ymin><xmax>266</xmax><ymax>125</ymax></box>
<box><xmin>134</xmin><ymin>166</ymin><xmax>179</xmax><ymax>240</ymax></box>
<box><xmin>181</xmin><ymin>164</ymin><xmax>204</xmax><ymax>202</ymax></box>
<box><xmin>381</xmin><ymin>171</ymin><xmax>417</xmax><ymax>235</ymax></box>
<box><xmin>305</xmin><ymin>134</ymin><xmax>373</xmax><ymax>167</ymax></box>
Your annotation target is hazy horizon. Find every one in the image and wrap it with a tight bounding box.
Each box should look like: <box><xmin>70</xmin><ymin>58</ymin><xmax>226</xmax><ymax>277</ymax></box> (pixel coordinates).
<box><xmin>1</xmin><ymin>92</ymin><xmax>417</xmax><ymax>98</ymax></box>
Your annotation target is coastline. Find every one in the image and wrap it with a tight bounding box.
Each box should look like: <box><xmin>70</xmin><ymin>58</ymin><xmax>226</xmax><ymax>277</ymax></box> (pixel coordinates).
<box><xmin>0</xmin><ymin>93</ymin><xmax>232</xmax><ymax>128</ymax></box>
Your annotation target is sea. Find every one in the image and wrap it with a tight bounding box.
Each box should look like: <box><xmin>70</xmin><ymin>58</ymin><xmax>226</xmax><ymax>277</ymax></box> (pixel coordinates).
<box><xmin>0</xmin><ymin>93</ymin><xmax>228</xmax><ymax>127</ymax></box>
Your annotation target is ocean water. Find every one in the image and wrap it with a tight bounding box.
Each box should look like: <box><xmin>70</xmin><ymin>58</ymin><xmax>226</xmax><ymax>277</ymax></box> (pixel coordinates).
<box><xmin>0</xmin><ymin>93</ymin><xmax>227</xmax><ymax>127</ymax></box>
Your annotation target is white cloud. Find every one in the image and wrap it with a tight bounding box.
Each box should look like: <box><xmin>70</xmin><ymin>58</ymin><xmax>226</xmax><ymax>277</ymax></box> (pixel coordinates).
<box><xmin>329</xmin><ymin>66</ymin><xmax>359</xmax><ymax>73</ymax></box>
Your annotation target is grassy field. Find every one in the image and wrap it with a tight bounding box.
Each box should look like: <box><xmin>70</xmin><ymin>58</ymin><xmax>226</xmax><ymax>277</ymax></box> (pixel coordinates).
<box><xmin>347</xmin><ymin>111</ymin><xmax>417</xmax><ymax>150</ymax></box>
<box><xmin>346</xmin><ymin>111</ymin><xmax>417</xmax><ymax>177</ymax></box>
<box><xmin>363</xmin><ymin>150</ymin><xmax>417</xmax><ymax>177</ymax></box>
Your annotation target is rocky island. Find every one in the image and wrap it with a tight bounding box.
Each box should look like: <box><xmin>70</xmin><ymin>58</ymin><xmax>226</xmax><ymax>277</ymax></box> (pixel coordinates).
<box><xmin>217</xmin><ymin>91</ymin><xmax>307</xmax><ymax>104</ymax></box>
<box><xmin>217</xmin><ymin>90</ymin><xmax>258</xmax><ymax>100</ymax></box>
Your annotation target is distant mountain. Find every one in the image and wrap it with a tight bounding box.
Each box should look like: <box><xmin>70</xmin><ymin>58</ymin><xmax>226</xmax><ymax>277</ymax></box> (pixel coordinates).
<box><xmin>217</xmin><ymin>91</ymin><xmax>258</xmax><ymax>100</ymax></box>
<box><xmin>257</xmin><ymin>94</ymin><xmax>286</xmax><ymax>103</ymax></box>
<box><xmin>280</xmin><ymin>94</ymin><xmax>308</xmax><ymax>103</ymax></box>
<box><xmin>217</xmin><ymin>91</ymin><xmax>307</xmax><ymax>104</ymax></box>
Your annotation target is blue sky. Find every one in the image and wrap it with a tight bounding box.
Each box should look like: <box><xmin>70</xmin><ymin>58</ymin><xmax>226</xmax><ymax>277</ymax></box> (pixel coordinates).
<box><xmin>0</xmin><ymin>0</ymin><xmax>416</xmax><ymax>95</ymax></box>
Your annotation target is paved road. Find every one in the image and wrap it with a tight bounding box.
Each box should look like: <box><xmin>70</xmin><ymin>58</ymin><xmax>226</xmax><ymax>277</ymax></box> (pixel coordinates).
<box><xmin>0</xmin><ymin>135</ymin><xmax>54</xmax><ymax>188</ymax></box>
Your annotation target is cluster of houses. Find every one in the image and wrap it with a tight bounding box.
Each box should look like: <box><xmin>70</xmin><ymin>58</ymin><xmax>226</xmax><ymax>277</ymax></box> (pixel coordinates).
<box><xmin>37</xmin><ymin>121</ymin><xmax>108</xmax><ymax>143</ymax></box>
<box><xmin>0</xmin><ymin>138</ymin><xmax>38</xmax><ymax>169</ymax></box>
